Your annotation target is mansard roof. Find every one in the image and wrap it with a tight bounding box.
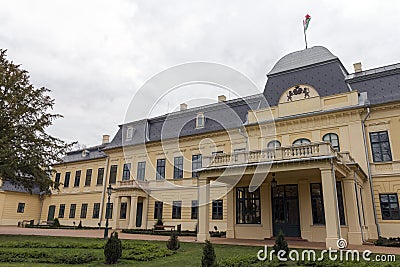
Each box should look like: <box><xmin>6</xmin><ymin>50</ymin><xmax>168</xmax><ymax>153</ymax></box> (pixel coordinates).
<box><xmin>58</xmin><ymin>46</ymin><xmax>400</xmax><ymax>163</ymax></box>
<box><xmin>267</xmin><ymin>46</ymin><xmax>339</xmax><ymax>76</ymax></box>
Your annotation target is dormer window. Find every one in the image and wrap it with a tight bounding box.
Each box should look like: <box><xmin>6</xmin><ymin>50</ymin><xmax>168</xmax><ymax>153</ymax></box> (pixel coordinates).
<box><xmin>81</xmin><ymin>150</ymin><xmax>90</xmax><ymax>157</ymax></box>
<box><xmin>126</xmin><ymin>126</ymin><xmax>135</xmax><ymax>140</ymax></box>
<box><xmin>196</xmin><ymin>113</ymin><xmax>205</xmax><ymax>129</ymax></box>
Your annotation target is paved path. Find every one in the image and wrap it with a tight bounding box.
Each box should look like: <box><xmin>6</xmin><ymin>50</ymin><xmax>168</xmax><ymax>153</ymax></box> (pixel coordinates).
<box><xmin>0</xmin><ymin>226</ymin><xmax>399</xmax><ymax>255</ymax></box>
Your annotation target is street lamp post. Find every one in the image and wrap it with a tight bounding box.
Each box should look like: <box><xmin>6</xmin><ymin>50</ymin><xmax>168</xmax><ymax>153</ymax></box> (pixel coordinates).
<box><xmin>103</xmin><ymin>184</ymin><xmax>113</xmax><ymax>239</ymax></box>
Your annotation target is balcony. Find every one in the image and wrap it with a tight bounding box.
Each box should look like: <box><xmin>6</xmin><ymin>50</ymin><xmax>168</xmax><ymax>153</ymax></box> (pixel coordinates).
<box><xmin>117</xmin><ymin>179</ymin><xmax>148</xmax><ymax>189</ymax></box>
<box><xmin>203</xmin><ymin>142</ymin><xmax>354</xmax><ymax>168</ymax></box>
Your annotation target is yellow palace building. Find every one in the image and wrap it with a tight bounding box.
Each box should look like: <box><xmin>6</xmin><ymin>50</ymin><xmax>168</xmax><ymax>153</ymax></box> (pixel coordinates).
<box><xmin>1</xmin><ymin>46</ymin><xmax>400</xmax><ymax>248</ymax></box>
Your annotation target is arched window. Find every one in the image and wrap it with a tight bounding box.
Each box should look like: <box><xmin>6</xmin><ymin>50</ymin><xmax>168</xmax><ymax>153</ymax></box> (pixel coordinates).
<box><xmin>267</xmin><ymin>140</ymin><xmax>281</xmax><ymax>148</ymax></box>
<box><xmin>323</xmin><ymin>133</ymin><xmax>340</xmax><ymax>151</ymax></box>
<box><xmin>293</xmin><ymin>138</ymin><xmax>311</xmax><ymax>145</ymax></box>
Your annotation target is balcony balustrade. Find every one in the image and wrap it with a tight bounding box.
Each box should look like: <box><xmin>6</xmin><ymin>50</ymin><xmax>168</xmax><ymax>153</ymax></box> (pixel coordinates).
<box><xmin>203</xmin><ymin>142</ymin><xmax>354</xmax><ymax>168</ymax></box>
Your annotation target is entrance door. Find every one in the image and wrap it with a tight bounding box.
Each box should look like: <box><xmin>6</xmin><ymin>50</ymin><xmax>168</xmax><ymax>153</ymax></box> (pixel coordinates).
<box><xmin>47</xmin><ymin>205</ymin><xmax>56</xmax><ymax>222</ymax></box>
<box><xmin>136</xmin><ymin>202</ymin><xmax>143</xmax><ymax>227</ymax></box>
<box><xmin>272</xmin><ymin>185</ymin><xmax>300</xmax><ymax>237</ymax></box>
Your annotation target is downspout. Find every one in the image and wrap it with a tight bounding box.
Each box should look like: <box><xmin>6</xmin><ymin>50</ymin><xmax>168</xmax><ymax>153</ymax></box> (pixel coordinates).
<box><xmin>99</xmin><ymin>156</ymin><xmax>110</xmax><ymax>227</ymax></box>
<box><xmin>361</xmin><ymin>106</ymin><xmax>381</xmax><ymax>237</ymax></box>
<box><xmin>37</xmin><ymin>192</ymin><xmax>45</xmax><ymax>224</ymax></box>
<box><xmin>330</xmin><ymin>159</ymin><xmax>342</xmax><ymax>239</ymax></box>
<box><xmin>353</xmin><ymin>168</ymin><xmax>365</xmax><ymax>243</ymax></box>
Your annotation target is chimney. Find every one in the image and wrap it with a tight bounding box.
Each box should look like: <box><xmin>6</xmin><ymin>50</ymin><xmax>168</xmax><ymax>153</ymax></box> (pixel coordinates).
<box><xmin>180</xmin><ymin>103</ymin><xmax>188</xmax><ymax>111</ymax></box>
<box><xmin>102</xmin><ymin>134</ymin><xmax>110</xmax><ymax>144</ymax></box>
<box><xmin>353</xmin><ymin>62</ymin><xmax>362</xmax><ymax>73</ymax></box>
<box><xmin>218</xmin><ymin>95</ymin><xmax>226</xmax><ymax>102</ymax></box>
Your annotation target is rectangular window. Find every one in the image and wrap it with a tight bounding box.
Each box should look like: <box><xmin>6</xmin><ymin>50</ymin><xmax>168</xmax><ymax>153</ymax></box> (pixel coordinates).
<box><xmin>370</xmin><ymin>131</ymin><xmax>392</xmax><ymax>162</ymax></box>
<box><xmin>310</xmin><ymin>183</ymin><xmax>325</xmax><ymax>224</ymax></box>
<box><xmin>74</xmin><ymin>170</ymin><xmax>81</xmax><ymax>187</ymax></box>
<box><xmin>156</xmin><ymin>159</ymin><xmax>166</xmax><ymax>180</ymax></box>
<box><xmin>236</xmin><ymin>187</ymin><xmax>261</xmax><ymax>224</ymax></box>
<box><xmin>336</xmin><ymin>181</ymin><xmax>346</xmax><ymax>225</ymax></box>
<box><xmin>154</xmin><ymin>201</ymin><xmax>163</xmax><ymax>219</ymax></box>
<box><xmin>80</xmin><ymin>203</ymin><xmax>88</xmax><ymax>218</ymax></box>
<box><xmin>106</xmin><ymin>203</ymin><xmax>113</xmax><ymax>219</ymax></box>
<box><xmin>192</xmin><ymin>154</ymin><xmax>202</xmax><ymax>178</ymax></box>
<box><xmin>55</xmin><ymin>173</ymin><xmax>61</xmax><ymax>184</ymax></box>
<box><xmin>69</xmin><ymin>204</ymin><xmax>76</xmax><ymax>218</ymax></box>
<box><xmin>120</xmin><ymin>202</ymin><xmax>128</xmax><ymax>219</ymax></box>
<box><xmin>196</xmin><ymin>113</ymin><xmax>205</xmax><ymax>128</ymax></box>
<box><xmin>64</xmin><ymin>172</ymin><xmax>71</xmax><ymax>188</ymax></box>
<box><xmin>84</xmin><ymin>169</ymin><xmax>92</xmax><ymax>187</ymax></box>
<box><xmin>172</xmin><ymin>201</ymin><xmax>182</xmax><ymax>219</ymax></box>
<box><xmin>58</xmin><ymin>204</ymin><xmax>65</xmax><ymax>218</ymax></box>
<box><xmin>122</xmin><ymin>163</ymin><xmax>131</xmax><ymax>181</ymax></box>
<box><xmin>212</xmin><ymin>200</ymin><xmax>223</xmax><ymax>220</ymax></box>
<box><xmin>174</xmin><ymin>156</ymin><xmax>183</xmax><ymax>179</ymax></box>
<box><xmin>191</xmin><ymin>200</ymin><xmax>198</xmax><ymax>220</ymax></box>
<box><xmin>96</xmin><ymin>168</ymin><xmax>104</xmax><ymax>185</ymax></box>
<box><xmin>137</xmin><ymin>161</ymin><xmax>146</xmax><ymax>181</ymax></box>
<box><xmin>109</xmin><ymin>165</ymin><xmax>118</xmax><ymax>184</ymax></box>
<box><xmin>92</xmin><ymin>203</ymin><xmax>100</xmax><ymax>219</ymax></box>
<box><xmin>380</xmin><ymin>193</ymin><xmax>400</xmax><ymax>220</ymax></box>
<box><xmin>17</xmin><ymin>203</ymin><xmax>25</xmax><ymax>213</ymax></box>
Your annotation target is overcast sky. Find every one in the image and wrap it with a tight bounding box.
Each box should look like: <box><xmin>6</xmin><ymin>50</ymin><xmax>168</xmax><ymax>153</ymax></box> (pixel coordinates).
<box><xmin>1</xmin><ymin>1</ymin><xmax>399</xmax><ymax>146</ymax></box>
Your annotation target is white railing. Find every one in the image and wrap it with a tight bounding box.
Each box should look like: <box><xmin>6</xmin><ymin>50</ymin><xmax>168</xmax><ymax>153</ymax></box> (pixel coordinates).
<box><xmin>203</xmin><ymin>142</ymin><xmax>353</xmax><ymax>168</ymax></box>
<box><xmin>117</xmin><ymin>179</ymin><xmax>148</xmax><ymax>189</ymax></box>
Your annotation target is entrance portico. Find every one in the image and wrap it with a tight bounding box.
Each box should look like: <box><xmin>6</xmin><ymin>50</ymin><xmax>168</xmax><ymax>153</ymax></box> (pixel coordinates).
<box><xmin>112</xmin><ymin>180</ymin><xmax>148</xmax><ymax>230</ymax></box>
<box><xmin>197</xmin><ymin>142</ymin><xmax>377</xmax><ymax>248</ymax></box>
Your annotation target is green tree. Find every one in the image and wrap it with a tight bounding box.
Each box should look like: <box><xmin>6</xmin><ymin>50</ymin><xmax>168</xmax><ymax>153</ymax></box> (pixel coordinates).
<box><xmin>273</xmin><ymin>230</ymin><xmax>289</xmax><ymax>256</ymax></box>
<box><xmin>104</xmin><ymin>232</ymin><xmax>122</xmax><ymax>264</ymax></box>
<box><xmin>0</xmin><ymin>49</ymin><xmax>71</xmax><ymax>191</ymax></box>
<box><xmin>166</xmin><ymin>231</ymin><xmax>180</xmax><ymax>251</ymax></box>
<box><xmin>201</xmin><ymin>240</ymin><xmax>217</xmax><ymax>267</ymax></box>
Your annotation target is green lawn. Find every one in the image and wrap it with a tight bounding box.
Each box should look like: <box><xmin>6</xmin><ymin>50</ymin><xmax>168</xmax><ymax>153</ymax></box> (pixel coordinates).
<box><xmin>0</xmin><ymin>235</ymin><xmax>398</xmax><ymax>266</ymax></box>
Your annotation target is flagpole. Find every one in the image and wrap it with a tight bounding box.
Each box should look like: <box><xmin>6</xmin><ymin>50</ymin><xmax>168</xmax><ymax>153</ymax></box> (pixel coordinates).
<box><xmin>304</xmin><ymin>26</ymin><xmax>308</xmax><ymax>49</ymax></box>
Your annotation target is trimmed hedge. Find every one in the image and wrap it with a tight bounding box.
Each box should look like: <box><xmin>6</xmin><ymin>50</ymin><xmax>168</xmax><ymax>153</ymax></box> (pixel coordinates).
<box><xmin>121</xmin><ymin>229</ymin><xmax>226</xmax><ymax>237</ymax></box>
<box><xmin>0</xmin><ymin>249</ymin><xmax>97</xmax><ymax>264</ymax></box>
<box><xmin>374</xmin><ymin>236</ymin><xmax>400</xmax><ymax>247</ymax></box>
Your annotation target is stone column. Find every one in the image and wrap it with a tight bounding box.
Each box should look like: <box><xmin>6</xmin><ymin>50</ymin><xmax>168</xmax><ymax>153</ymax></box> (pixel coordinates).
<box><xmin>197</xmin><ymin>178</ymin><xmax>210</xmax><ymax>242</ymax></box>
<box><xmin>343</xmin><ymin>174</ymin><xmax>363</xmax><ymax>245</ymax></box>
<box><xmin>261</xmin><ymin>182</ymin><xmax>272</xmax><ymax>238</ymax></box>
<box><xmin>128</xmin><ymin>196</ymin><xmax>138</xmax><ymax>229</ymax></box>
<box><xmin>298</xmin><ymin>179</ymin><xmax>312</xmax><ymax>241</ymax></box>
<box><xmin>142</xmin><ymin>197</ymin><xmax>148</xmax><ymax>229</ymax></box>
<box><xmin>320</xmin><ymin>168</ymin><xmax>341</xmax><ymax>248</ymax></box>
<box><xmin>226</xmin><ymin>188</ymin><xmax>235</xmax><ymax>238</ymax></box>
<box><xmin>113</xmin><ymin>196</ymin><xmax>120</xmax><ymax>229</ymax></box>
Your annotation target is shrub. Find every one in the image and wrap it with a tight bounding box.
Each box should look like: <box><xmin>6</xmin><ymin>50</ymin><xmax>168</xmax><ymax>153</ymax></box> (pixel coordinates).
<box><xmin>77</xmin><ymin>220</ymin><xmax>83</xmax><ymax>229</ymax></box>
<box><xmin>201</xmin><ymin>240</ymin><xmax>217</xmax><ymax>267</ymax></box>
<box><xmin>104</xmin><ymin>232</ymin><xmax>122</xmax><ymax>264</ymax></box>
<box><xmin>273</xmin><ymin>230</ymin><xmax>289</xmax><ymax>256</ymax></box>
<box><xmin>166</xmin><ymin>232</ymin><xmax>180</xmax><ymax>251</ymax></box>
<box><xmin>218</xmin><ymin>255</ymin><xmax>260</xmax><ymax>267</ymax></box>
<box><xmin>52</xmin><ymin>218</ymin><xmax>61</xmax><ymax>228</ymax></box>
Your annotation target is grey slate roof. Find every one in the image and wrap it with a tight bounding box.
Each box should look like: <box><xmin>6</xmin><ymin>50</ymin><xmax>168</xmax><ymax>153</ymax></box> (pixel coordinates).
<box><xmin>58</xmin><ymin>144</ymin><xmax>108</xmax><ymax>164</ymax></box>
<box><xmin>1</xmin><ymin>181</ymin><xmax>41</xmax><ymax>194</ymax></box>
<box><xmin>268</xmin><ymin>46</ymin><xmax>339</xmax><ymax>76</ymax></box>
<box><xmin>346</xmin><ymin>63</ymin><xmax>400</xmax><ymax>105</ymax></box>
<box><xmin>264</xmin><ymin>46</ymin><xmax>351</xmax><ymax>106</ymax></box>
<box><xmin>105</xmin><ymin>94</ymin><xmax>268</xmax><ymax>150</ymax></box>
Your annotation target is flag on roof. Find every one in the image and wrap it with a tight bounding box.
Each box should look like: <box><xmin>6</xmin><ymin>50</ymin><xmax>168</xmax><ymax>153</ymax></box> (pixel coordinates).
<box><xmin>303</xmin><ymin>14</ymin><xmax>311</xmax><ymax>31</ymax></box>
